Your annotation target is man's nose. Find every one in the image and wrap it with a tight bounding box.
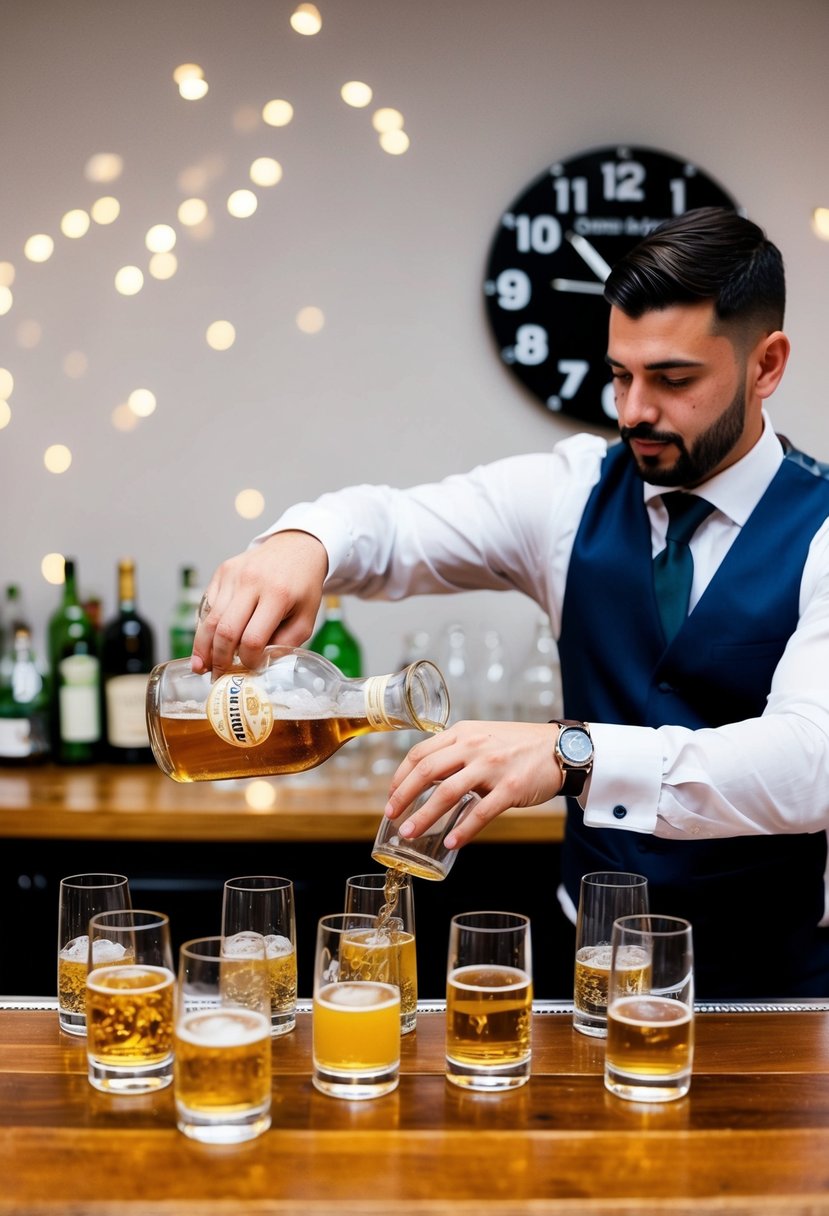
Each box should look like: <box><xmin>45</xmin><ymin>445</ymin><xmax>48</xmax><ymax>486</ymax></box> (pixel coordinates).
<box><xmin>616</xmin><ymin>379</ymin><xmax>660</xmax><ymax>429</ymax></box>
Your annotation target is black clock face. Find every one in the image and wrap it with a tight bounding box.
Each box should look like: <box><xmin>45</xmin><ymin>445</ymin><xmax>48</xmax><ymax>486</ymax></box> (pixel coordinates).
<box><xmin>483</xmin><ymin>145</ymin><xmax>738</xmax><ymax>429</ymax></box>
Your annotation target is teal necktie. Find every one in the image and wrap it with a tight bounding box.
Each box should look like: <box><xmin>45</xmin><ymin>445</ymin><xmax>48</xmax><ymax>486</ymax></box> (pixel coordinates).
<box><xmin>653</xmin><ymin>493</ymin><xmax>716</xmax><ymax>642</ymax></box>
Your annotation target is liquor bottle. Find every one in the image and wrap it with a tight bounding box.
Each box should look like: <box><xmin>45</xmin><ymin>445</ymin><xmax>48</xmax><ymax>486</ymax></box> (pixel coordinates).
<box><xmin>48</xmin><ymin>558</ymin><xmax>101</xmax><ymax>764</ymax></box>
<box><xmin>0</xmin><ymin>625</ymin><xmax>50</xmax><ymax>765</ymax></box>
<box><xmin>146</xmin><ymin>645</ymin><xmax>450</xmax><ymax>783</ymax></box>
<box><xmin>477</xmin><ymin>628</ymin><xmax>511</xmax><ymax>719</ymax></box>
<box><xmin>169</xmin><ymin>566</ymin><xmax>201</xmax><ymax>660</ymax></box>
<box><xmin>308</xmin><ymin>595</ymin><xmax>363</xmax><ymax>678</ymax></box>
<box><xmin>102</xmin><ymin>559</ymin><xmax>156</xmax><ymax>763</ymax></box>
<box><xmin>511</xmin><ymin>613</ymin><xmax>563</xmax><ymax>723</ymax></box>
<box><xmin>440</xmin><ymin>622</ymin><xmax>476</xmax><ymax>722</ymax></box>
<box><xmin>0</xmin><ymin>584</ymin><xmax>28</xmax><ymax>684</ymax></box>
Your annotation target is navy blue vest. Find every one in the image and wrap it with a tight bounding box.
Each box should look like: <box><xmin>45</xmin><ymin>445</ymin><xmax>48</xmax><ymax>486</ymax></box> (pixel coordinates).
<box><xmin>558</xmin><ymin>442</ymin><xmax>829</xmax><ymax>997</ymax></box>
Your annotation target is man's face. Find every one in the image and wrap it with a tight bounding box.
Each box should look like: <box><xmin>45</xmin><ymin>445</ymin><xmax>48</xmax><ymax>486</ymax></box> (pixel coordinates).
<box><xmin>606</xmin><ymin>301</ymin><xmax>761</xmax><ymax>487</ymax></box>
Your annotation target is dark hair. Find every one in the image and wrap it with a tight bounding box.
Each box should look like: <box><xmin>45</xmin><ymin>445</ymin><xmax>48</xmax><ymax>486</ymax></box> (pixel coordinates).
<box><xmin>604</xmin><ymin>206</ymin><xmax>785</xmax><ymax>335</ymax></box>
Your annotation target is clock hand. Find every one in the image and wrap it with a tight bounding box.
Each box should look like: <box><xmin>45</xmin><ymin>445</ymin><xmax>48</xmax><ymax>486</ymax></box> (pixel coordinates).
<box><xmin>551</xmin><ymin>278</ymin><xmax>606</xmax><ymax>294</ymax></box>
<box><xmin>565</xmin><ymin>231</ymin><xmax>613</xmax><ymax>281</ymax></box>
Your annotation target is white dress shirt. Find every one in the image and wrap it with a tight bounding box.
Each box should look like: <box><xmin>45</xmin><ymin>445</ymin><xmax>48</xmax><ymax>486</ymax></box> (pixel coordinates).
<box><xmin>260</xmin><ymin>413</ymin><xmax>829</xmax><ymax>918</ymax></box>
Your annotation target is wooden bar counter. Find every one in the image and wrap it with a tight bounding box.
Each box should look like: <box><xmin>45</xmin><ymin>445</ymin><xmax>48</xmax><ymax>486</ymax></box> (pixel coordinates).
<box><xmin>3</xmin><ymin>999</ymin><xmax>829</xmax><ymax>1214</ymax></box>
<box><xmin>0</xmin><ymin>764</ymin><xmax>564</xmax><ymax>844</ymax></box>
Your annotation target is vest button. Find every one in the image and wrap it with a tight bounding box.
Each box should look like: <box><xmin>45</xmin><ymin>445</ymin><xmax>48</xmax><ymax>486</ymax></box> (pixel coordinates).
<box><xmin>612</xmin><ymin>805</ymin><xmax>627</xmax><ymax>820</ymax></box>
<box><xmin>658</xmin><ymin>681</ymin><xmax>674</xmax><ymax>692</ymax></box>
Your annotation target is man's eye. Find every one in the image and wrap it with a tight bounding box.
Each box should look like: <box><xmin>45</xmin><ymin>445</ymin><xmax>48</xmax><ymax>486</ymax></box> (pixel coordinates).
<box><xmin>610</xmin><ymin>371</ymin><xmax>631</xmax><ymax>383</ymax></box>
<box><xmin>662</xmin><ymin>377</ymin><xmax>692</xmax><ymax>388</ymax></box>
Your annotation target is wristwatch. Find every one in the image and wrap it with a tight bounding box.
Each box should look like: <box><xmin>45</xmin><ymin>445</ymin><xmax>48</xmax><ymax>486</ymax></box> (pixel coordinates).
<box><xmin>550</xmin><ymin>720</ymin><xmax>594</xmax><ymax>797</ymax></box>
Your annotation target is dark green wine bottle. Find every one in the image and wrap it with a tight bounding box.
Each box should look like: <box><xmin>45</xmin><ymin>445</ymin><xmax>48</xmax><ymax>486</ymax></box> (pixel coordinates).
<box><xmin>102</xmin><ymin>558</ymin><xmax>156</xmax><ymax>763</ymax></box>
<box><xmin>48</xmin><ymin>558</ymin><xmax>101</xmax><ymax>764</ymax></box>
<box><xmin>308</xmin><ymin>595</ymin><xmax>362</xmax><ymax>678</ymax></box>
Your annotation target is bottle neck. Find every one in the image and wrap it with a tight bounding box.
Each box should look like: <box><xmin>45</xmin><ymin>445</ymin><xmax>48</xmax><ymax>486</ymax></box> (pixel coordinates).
<box><xmin>118</xmin><ymin>562</ymin><xmax>137</xmax><ymax>613</ymax></box>
<box><xmin>362</xmin><ymin>660</ymin><xmax>449</xmax><ymax>732</ymax></box>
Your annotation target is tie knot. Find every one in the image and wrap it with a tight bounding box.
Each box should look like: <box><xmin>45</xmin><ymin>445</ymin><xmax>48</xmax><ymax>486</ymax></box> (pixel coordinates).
<box><xmin>663</xmin><ymin>493</ymin><xmax>715</xmax><ymax>546</ymax></box>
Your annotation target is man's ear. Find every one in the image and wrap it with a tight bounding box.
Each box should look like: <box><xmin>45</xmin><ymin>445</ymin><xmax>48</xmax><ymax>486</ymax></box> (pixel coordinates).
<box><xmin>752</xmin><ymin>330</ymin><xmax>790</xmax><ymax>400</ymax></box>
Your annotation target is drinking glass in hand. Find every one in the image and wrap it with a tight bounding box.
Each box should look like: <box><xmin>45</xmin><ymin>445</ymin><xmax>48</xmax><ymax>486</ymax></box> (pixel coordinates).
<box><xmin>605</xmin><ymin>914</ymin><xmax>694</xmax><ymax>1103</ymax></box>
<box><xmin>573</xmin><ymin>871</ymin><xmax>649</xmax><ymax>1038</ymax></box>
<box><xmin>85</xmin><ymin>909</ymin><xmax>175</xmax><ymax>1093</ymax></box>
<box><xmin>371</xmin><ymin>785</ymin><xmax>481</xmax><ymax>881</ymax></box>
<box><xmin>345</xmin><ymin>872</ymin><xmax>417</xmax><ymax>1034</ymax></box>
<box><xmin>57</xmin><ymin>873</ymin><xmax>131</xmax><ymax>1036</ymax></box>
<box><xmin>221</xmin><ymin>875</ymin><xmax>297</xmax><ymax>1036</ymax></box>
<box><xmin>175</xmin><ymin>935</ymin><xmax>272</xmax><ymax>1143</ymax></box>
<box><xmin>312</xmin><ymin>912</ymin><xmax>401</xmax><ymax>1100</ymax></box>
<box><xmin>446</xmin><ymin>911</ymin><xmax>533</xmax><ymax>1091</ymax></box>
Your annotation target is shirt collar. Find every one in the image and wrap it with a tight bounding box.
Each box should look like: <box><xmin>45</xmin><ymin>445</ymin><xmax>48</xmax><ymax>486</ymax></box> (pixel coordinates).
<box><xmin>642</xmin><ymin>411</ymin><xmax>784</xmax><ymax>526</ymax></box>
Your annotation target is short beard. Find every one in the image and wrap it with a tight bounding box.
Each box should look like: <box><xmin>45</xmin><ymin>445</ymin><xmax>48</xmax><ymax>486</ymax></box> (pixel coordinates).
<box><xmin>620</xmin><ymin>383</ymin><xmax>746</xmax><ymax>487</ymax></box>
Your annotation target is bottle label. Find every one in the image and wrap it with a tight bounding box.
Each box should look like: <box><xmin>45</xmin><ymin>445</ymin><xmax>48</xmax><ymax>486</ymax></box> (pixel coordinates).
<box><xmin>59</xmin><ymin>654</ymin><xmax>101</xmax><ymax>743</ymax></box>
<box><xmin>206</xmin><ymin>675</ymin><xmax>274</xmax><ymax>748</ymax></box>
<box><xmin>106</xmin><ymin>674</ymin><xmax>151</xmax><ymax>748</ymax></box>
<box><xmin>364</xmin><ymin>674</ymin><xmax>391</xmax><ymax>727</ymax></box>
<box><xmin>0</xmin><ymin>718</ymin><xmax>35</xmax><ymax>758</ymax></box>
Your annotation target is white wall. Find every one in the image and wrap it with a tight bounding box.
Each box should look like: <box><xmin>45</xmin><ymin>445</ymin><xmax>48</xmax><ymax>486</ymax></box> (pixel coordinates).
<box><xmin>2</xmin><ymin>0</ymin><xmax>828</xmax><ymax>678</ymax></box>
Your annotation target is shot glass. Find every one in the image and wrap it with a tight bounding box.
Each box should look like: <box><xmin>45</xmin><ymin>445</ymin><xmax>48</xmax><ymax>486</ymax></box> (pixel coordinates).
<box><xmin>312</xmin><ymin>912</ymin><xmax>401</xmax><ymax>1100</ymax></box>
<box><xmin>573</xmin><ymin>871</ymin><xmax>649</xmax><ymax>1038</ymax></box>
<box><xmin>445</xmin><ymin>911</ymin><xmax>533</xmax><ymax>1091</ymax></box>
<box><xmin>605</xmin><ymin>914</ymin><xmax>694</xmax><ymax>1103</ymax></box>
<box><xmin>85</xmin><ymin>909</ymin><xmax>175</xmax><ymax>1094</ymax></box>
<box><xmin>345</xmin><ymin>872</ymin><xmax>417</xmax><ymax>1034</ymax></box>
<box><xmin>175</xmin><ymin>935</ymin><xmax>272</xmax><ymax>1143</ymax></box>
<box><xmin>371</xmin><ymin>785</ymin><xmax>481</xmax><ymax>881</ymax></box>
<box><xmin>222</xmin><ymin>875</ymin><xmax>297</xmax><ymax>1036</ymax></box>
<box><xmin>57</xmin><ymin>873</ymin><xmax>131</xmax><ymax>1036</ymax></box>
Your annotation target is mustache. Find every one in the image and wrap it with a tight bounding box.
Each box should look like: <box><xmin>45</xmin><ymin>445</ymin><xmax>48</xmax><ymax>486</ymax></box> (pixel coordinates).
<box><xmin>620</xmin><ymin>424</ymin><xmax>684</xmax><ymax>447</ymax></box>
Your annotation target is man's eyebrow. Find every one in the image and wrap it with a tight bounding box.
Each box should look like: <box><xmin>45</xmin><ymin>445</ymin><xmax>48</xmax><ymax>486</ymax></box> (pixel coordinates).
<box><xmin>604</xmin><ymin>355</ymin><xmax>706</xmax><ymax>370</ymax></box>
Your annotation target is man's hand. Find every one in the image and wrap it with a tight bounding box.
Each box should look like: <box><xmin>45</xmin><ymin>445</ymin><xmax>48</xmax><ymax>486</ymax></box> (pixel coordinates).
<box><xmin>383</xmin><ymin>720</ymin><xmax>564</xmax><ymax>849</ymax></box>
<box><xmin>191</xmin><ymin>530</ymin><xmax>328</xmax><ymax>678</ymax></box>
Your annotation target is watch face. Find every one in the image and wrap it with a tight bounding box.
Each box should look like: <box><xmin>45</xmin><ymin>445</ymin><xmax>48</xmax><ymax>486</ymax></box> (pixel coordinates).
<box><xmin>559</xmin><ymin>727</ymin><xmax>593</xmax><ymax>765</ymax></box>
<box><xmin>483</xmin><ymin>145</ymin><xmax>738</xmax><ymax>429</ymax></box>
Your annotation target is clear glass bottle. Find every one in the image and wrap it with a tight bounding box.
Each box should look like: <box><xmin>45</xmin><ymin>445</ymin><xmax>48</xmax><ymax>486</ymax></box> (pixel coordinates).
<box><xmin>102</xmin><ymin>559</ymin><xmax>156</xmax><ymax>763</ymax></box>
<box><xmin>440</xmin><ymin>622</ymin><xmax>476</xmax><ymax>723</ymax></box>
<box><xmin>0</xmin><ymin>625</ymin><xmax>50</xmax><ymax>765</ymax></box>
<box><xmin>511</xmin><ymin>613</ymin><xmax>563</xmax><ymax>723</ymax></box>
<box><xmin>48</xmin><ymin>558</ymin><xmax>101</xmax><ymax>765</ymax></box>
<box><xmin>146</xmin><ymin>646</ymin><xmax>450</xmax><ymax>783</ymax></box>
<box><xmin>477</xmin><ymin>628</ymin><xmax>511</xmax><ymax>719</ymax></box>
<box><xmin>169</xmin><ymin>565</ymin><xmax>202</xmax><ymax>660</ymax></box>
<box><xmin>308</xmin><ymin>594</ymin><xmax>362</xmax><ymax>678</ymax></box>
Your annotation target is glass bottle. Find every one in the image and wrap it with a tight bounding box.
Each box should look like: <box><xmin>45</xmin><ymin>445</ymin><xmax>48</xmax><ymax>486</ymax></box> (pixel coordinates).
<box><xmin>0</xmin><ymin>625</ymin><xmax>50</xmax><ymax>765</ymax></box>
<box><xmin>440</xmin><ymin>622</ymin><xmax>476</xmax><ymax>723</ymax></box>
<box><xmin>511</xmin><ymin>612</ymin><xmax>563</xmax><ymax>723</ymax></box>
<box><xmin>48</xmin><ymin>558</ymin><xmax>101</xmax><ymax>764</ymax></box>
<box><xmin>477</xmin><ymin>628</ymin><xmax>511</xmax><ymax>719</ymax></box>
<box><xmin>308</xmin><ymin>594</ymin><xmax>362</xmax><ymax>678</ymax></box>
<box><xmin>0</xmin><ymin>584</ymin><xmax>29</xmax><ymax>685</ymax></box>
<box><xmin>146</xmin><ymin>646</ymin><xmax>450</xmax><ymax>783</ymax></box>
<box><xmin>102</xmin><ymin>559</ymin><xmax>156</xmax><ymax>763</ymax></box>
<box><xmin>169</xmin><ymin>565</ymin><xmax>201</xmax><ymax>660</ymax></box>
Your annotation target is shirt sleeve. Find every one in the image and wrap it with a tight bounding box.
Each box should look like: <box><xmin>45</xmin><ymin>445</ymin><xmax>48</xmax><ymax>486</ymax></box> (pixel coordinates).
<box><xmin>253</xmin><ymin>434</ymin><xmax>607</xmax><ymax>635</ymax></box>
<box><xmin>583</xmin><ymin>520</ymin><xmax>829</xmax><ymax>839</ymax></box>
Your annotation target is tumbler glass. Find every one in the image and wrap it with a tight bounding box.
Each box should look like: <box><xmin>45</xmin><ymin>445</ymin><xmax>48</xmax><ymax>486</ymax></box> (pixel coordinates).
<box><xmin>175</xmin><ymin>935</ymin><xmax>272</xmax><ymax>1143</ymax></box>
<box><xmin>312</xmin><ymin>912</ymin><xmax>401</xmax><ymax>1100</ymax></box>
<box><xmin>372</xmin><ymin>785</ymin><xmax>481</xmax><ymax>880</ymax></box>
<box><xmin>445</xmin><ymin>911</ymin><xmax>533</xmax><ymax>1091</ymax></box>
<box><xmin>221</xmin><ymin>875</ymin><xmax>297</xmax><ymax>1035</ymax></box>
<box><xmin>345</xmin><ymin>872</ymin><xmax>417</xmax><ymax>1033</ymax></box>
<box><xmin>605</xmin><ymin>914</ymin><xmax>694</xmax><ymax>1103</ymax></box>
<box><xmin>85</xmin><ymin>909</ymin><xmax>175</xmax><ymax>1094</ymax></box>
<box><xmin>573</xmin><ymin>871</ymin><xmax>649</xmax><ymax>1038</ymax></box>
<box><xmin>57</xmin><ymin>873</ymin><xmax>131</xmax><ymax>1036</ymax></box>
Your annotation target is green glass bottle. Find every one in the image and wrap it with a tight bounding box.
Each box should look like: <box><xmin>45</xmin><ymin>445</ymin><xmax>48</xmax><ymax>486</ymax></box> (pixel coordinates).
<box><xmin>48</xmin><ymin>558</ymin><xmax>101</xmax><ymax>764</ymax></box>
<box><xmin>0</xmin><ymin>625</ymin><xmax>51</xmax><ymax>765</ymax></box>
<box><xmin>169</xmin><ymin>565</ymin><xmax>201</xmax><ymax>660</ymax></box>
<box><xmin>308</xmin><ymin>595</ymin><xmax>362</xmax><ymax>678</ymax></box>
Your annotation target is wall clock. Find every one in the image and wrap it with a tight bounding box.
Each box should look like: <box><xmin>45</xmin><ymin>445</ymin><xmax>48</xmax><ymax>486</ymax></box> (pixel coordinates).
<box><xmin>483</xmin><ymin>145</ymin><xmax>738</xmax><ymax>429</ymax></box>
